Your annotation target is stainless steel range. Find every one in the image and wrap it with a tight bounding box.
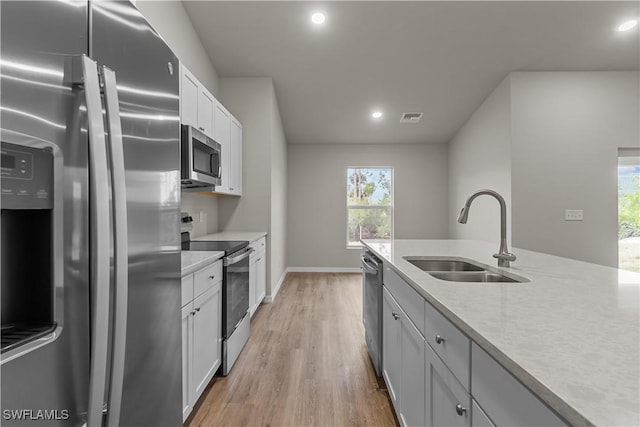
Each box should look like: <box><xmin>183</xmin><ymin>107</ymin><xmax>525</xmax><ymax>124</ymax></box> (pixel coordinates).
<box><xmin>182</xmin><ymin>230</ymin><xmax>252</xmax><ymax>376</ymax></box>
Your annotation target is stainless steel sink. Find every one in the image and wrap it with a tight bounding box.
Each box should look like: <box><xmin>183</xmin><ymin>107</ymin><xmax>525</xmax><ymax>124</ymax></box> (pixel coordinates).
<box><xmin>429</xmin><ymin>271</ymin><xmax>525</xmax><ymax>283</ymax></box>
<box><xmin>403</xmin><ymin>257</ymin><xmax>485</xmax><ymax>272</ymax></box>
<box><xmin>403</xmin><ymin>256</ymin><xmax>529</xmax><ymax>283</ymax></box>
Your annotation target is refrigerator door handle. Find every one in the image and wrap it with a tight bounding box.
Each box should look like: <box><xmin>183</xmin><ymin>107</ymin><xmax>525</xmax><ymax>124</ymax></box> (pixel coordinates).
<box><xmin>75</xmin><ymin>55</ymin><xmax>111</xmax><ymax>427</ymax></box>
<box><xmin>100</xmin><ymin>66</ymin><xmax>129</xmax><ymax>427</ymax></box>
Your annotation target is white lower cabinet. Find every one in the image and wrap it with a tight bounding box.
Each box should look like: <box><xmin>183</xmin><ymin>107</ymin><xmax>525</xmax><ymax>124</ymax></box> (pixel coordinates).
<box><xmin>249</xmin><ymin>236</ymin><xmax>267</xmax><ymax>317</ymax></box>
<box><xmin>182</xmin><ymin>260</ymin><xmax>223</xmax><ymax>422</ymax></box>
<box><xmin>382</xmin><ymin>288</ymin><xmax>402</xmax><ymax>409</ymax></box>
<box><xmin>425</xmin><ymin>342</ymin><xmax>470</xmax><ymax>426</ymax></box>
<box><xmin>382</xmin><ymin>287</ymin><xmax>425</xmax><ymax>427</ymax></box>
<box><xmin>380</xmin><ymin>264</ymin><xmax>567</xmax><ymax>427</ymax></box>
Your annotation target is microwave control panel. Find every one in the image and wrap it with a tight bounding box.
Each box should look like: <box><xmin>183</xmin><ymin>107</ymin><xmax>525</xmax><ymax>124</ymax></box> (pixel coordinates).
<box><xmin>1</xmin><ymin>142</ymin><xmax>53</xmax><ymax>210</ymax></box>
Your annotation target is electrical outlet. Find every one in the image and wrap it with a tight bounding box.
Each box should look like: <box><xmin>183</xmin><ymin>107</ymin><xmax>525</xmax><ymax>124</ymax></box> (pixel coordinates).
<box><xmin>565</xmin><ymin>209</ymin><xmax>584</xmax><ymax>221</ymax></box>
<box><xmin>199</xmin><ymin>211</ymin><xmax>205</xmax><ymax>223</ymax></box>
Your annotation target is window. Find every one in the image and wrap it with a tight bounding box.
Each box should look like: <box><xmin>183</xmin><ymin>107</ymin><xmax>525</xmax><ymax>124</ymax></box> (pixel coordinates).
<box><xmin>347</xmin><ymin>167</ymin><xmax>393</xmax><ymax>247</ymax></box>
<box><xmin>618</xmin><ymin>148</ymin><xmax>640</xmax><ymax>272</ymax></box>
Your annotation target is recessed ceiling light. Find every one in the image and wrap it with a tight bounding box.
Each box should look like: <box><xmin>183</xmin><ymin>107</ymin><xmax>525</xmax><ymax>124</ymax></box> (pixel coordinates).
<box><xmin>371</xmin><ymin>111</ymin><xmax>383</xmax><ymax>119</ymax></box>
<box><xmin>618</xmin><ymin>19</ymin><xmax>638</xmax><ymax>32</ymax></box>
<box><xmin>311</xmin><ymin>12</ymin><xmax>326</xmax><ymax>25</ymax></box>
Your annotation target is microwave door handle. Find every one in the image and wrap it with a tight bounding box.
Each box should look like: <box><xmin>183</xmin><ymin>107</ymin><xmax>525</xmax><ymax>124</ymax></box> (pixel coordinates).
<box><xmin>72</xmin><ymin>55</ymin><xmax>111</xmax><ymax>427</ymax></box>
<box><xmin>101</xmin><ymin>66</ymin><xmax>129</xmax><ymax>427</ymax></box>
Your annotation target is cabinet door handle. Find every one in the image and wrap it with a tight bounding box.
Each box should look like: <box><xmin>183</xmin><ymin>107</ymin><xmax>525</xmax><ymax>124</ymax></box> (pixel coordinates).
<box><xmin>435</xmin><ymin>334</ymin><xmax>446</xmax><ymax>344</ymax></box>
<box><xmin>195</xmin><ymin>307</ymin><xmax>201</xmax><ymax>312</ymax></box>
<box><xmin>392</xmin><ymin>312</ymin><xmax>400</xmax><ymax>320</ymax></box>
<box><xmin>256</xmin><ymin>258</ymin><xmax>261</xmax><ymax>262</ymax></box>
<box><xmin>209</xmin><ymin>275</ymin><xmax>215</xmax><ymax>280</ymax></box>
<box><xmin>455</xmin><ymin>404</ymin><xmax>467</xmax><ymax>416</ymax></box>
<box><xmin>190</xmin><ymin>310</ymin><xmax>196</xmax><ymax>316</ymax></box>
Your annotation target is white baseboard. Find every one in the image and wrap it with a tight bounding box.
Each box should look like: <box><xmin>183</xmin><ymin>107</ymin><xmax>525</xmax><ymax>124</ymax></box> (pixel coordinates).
<box><xmin>263</xmin><ymin>267</ymin><xmax>362</xmax><ymax>303</ymax></box>
<box><xmin>263</xmin><ymin>269</ymin><xmax>288</xmax><ymax>303</ymax></box>
<box><xmin>287</xmin><ymin>267</ymin><xmax>362</xmax><ymax>273</ymax></box>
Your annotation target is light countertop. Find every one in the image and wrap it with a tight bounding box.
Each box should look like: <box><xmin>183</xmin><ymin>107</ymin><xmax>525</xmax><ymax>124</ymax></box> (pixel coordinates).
<box><xmin>193</xmin><ymin>231</ymin><xmax>267</xmax><ymax>243</ymax></box>
<box><xmin>181</xmin><ymin>251</ymin><xmax>224</xmax><ymax>276</ymax></box>
<box><xmin>362</xmin><ymin>239</ymin><xmax>640</xmax><ymax>427</ymax></box>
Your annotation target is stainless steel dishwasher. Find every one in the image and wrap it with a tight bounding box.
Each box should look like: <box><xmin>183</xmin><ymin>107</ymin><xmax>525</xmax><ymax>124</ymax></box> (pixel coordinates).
<box><xmin>362</xmin><ymin>250</ymin><xmax>383</xmax><ymax>376</ymax></box>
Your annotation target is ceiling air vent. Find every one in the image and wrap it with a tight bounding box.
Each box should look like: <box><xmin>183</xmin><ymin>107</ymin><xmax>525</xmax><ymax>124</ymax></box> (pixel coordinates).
<box><xmin>400</xmin><ymin>112</ymin><xmax>423</xmax><ymax>124</ymax></box>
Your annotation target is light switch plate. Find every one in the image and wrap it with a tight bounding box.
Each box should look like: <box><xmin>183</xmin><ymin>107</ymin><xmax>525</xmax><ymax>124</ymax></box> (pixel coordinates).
<box><xmin>565</xmin><ymin>209</ymin><xmax>584</xmax><ymax>221</ymax></box>
<box><xmin>199</xmin><ymin>211</ymin><xmax>205</xmax><ymax>223</ymax></box>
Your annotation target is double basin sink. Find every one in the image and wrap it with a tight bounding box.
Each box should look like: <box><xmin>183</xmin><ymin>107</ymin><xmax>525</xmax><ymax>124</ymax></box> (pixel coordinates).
<box><xmin>403</xmin><ymin>257</ymin><xmax>528</xmax><ymax>283</ymax></box>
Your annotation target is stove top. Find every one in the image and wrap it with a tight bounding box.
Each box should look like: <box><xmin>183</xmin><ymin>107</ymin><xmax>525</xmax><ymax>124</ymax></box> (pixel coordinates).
<box><xmin>181</xmin><ymin>239</ymin><xmax>249</xmax><ymax>256</ymax></box>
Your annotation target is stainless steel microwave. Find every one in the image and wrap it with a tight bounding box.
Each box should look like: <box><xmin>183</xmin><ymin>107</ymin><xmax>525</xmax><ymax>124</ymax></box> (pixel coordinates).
<box><xmin>181</xmin><ymin>124</ymin><xmax>221</xmax><ymax>188</ymax></box>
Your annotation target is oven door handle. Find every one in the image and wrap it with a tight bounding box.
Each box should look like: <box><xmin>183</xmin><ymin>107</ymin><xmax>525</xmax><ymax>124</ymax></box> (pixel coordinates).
<box><xmin>225</xmin><ymin>247</ymin><xmax>254</xmax><ymax>265</ymax></box>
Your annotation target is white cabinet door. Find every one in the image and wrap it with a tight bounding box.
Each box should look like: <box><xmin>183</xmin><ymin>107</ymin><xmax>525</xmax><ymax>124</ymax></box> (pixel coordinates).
<box><xmin>181</xmin><ymin>303</ymin><xmax>193</xmax><ymax>421</ymax></box>
<box><xmin>249</xmin><ymin>251</ymin><xmax>257</xmax><ymax>316</ymax></box>
<box><xmin>214</xmin><ymin>102</ymin><xmax>231</xmax><ymax>194</ymax></box>
<box><xmin>401</xmin><ymin>316</ymin><xmax>425</xmax><ymax>427</ymax></box>
<box><xmin>382</xmin><ymin>287</ymin><xmax>402</xmax><ymax>411</ymax></box>
<box><xmin>191</xmin><ymin>283</ymin><xmax>222</xmax><ymax>398</ymax></box>
<box><xmin>198</xmin><ymin>89</ymin><xmax>214</xmax><ymax>137</ymax></box>
<box><xmin>180</xmin><ymin>65</ymin><xmax>198</xmax><ymax>128</ymax></box>
<box><xmin>426</xmin><ymin>342</ymin><xmax>471</xmax><ymax>427</ymax></box>
<box><xmin>229</xmin><ymin>117</ymin><xmax>242</xmax><ymax>195</ymax></box>
<box><xmin>255</xmin><ymin>252</ymin><xmax>266</xmax><ymax>306</ymax></box>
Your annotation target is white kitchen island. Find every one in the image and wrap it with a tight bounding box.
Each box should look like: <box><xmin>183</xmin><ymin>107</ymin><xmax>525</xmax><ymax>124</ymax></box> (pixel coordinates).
<box><xmin>362</xmin><ymin>239</ymin><xmax>639</xmax><ymax>427</ymax></box>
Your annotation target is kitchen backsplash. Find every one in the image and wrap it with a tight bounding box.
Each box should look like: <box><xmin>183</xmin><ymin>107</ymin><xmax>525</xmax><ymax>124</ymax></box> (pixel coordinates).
<box><xmin>181</xmin><ymin>192</ymin><xmax>219</xmax><ymax>237</ymax></box>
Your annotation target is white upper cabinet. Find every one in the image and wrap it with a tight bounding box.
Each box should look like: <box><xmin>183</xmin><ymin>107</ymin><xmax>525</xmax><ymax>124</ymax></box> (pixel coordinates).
<box><xmin>179</xmin><ymin>62</ymin><xmax>243</xmax><ymax>196</ymax></box>
<box><xmin>214</xmin><ymin>101</ymin><xmax>231</xmax><ymax>193</ymax></box>
<box><xmin>227</xmin><ymin>116</ymin><xmax>242</xmax><ymax>196</ymax></box>
<box><xmin>180</xmin><ymin>65</ymin><xmax>198</xmax><ymax>129</ymax></box>
<box><xmin>180</xmin><ymin>63</ymin><xmax>215</xmax><ymax>138</ymax></box>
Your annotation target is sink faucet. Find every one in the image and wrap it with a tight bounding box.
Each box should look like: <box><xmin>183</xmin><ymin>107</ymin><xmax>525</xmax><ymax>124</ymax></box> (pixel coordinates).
<box><xmin>457</xmin><ymin>189</ymin><xmax>516</xmax><ymax>268</ymax></box>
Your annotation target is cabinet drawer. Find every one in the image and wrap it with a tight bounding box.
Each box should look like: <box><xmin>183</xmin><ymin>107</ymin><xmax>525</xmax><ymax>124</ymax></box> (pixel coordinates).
<box><xmin>194</xmin><ymin>260</ymin><xmax>223</xmax><ymax>298</ymax></box>
<box><xmin>182</xmin><ymin>274</ymin><xmax>193</xmax><ymax>307</ymax></box>
<box><xmin>384</xmin><ymin>266</ymin><xmax>425</xmax><ymax>336</ymax></box>
<box><xmin>471</xmin><ymin>343</ymin><xmax>567</xmax><ymax>427</ymax></box>
<box><xmin>424</xmin><ymin>301</ymin><xmax>470</xmax><ymax>391</ymax></box>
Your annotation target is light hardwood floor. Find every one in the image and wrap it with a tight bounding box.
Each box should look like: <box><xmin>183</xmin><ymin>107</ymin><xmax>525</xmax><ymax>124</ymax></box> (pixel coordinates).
<box><xmin>187</xmin><ymin>272</ymin><xmax>399</xmax><ymax>427</ymax></box>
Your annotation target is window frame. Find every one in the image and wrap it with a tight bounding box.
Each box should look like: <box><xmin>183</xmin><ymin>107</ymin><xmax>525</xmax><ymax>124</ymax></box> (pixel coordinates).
<box><xmin>345</xmin><ymin>166</ymin><xmax>394</xmax><ymax>249</ymax></box>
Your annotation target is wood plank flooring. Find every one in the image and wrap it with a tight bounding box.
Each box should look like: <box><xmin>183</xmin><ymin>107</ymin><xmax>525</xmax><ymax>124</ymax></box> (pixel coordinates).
<box><xmin>187</xmin><ymin>272</ymin><xmax>399</xmax><ymax>427</ymax></box>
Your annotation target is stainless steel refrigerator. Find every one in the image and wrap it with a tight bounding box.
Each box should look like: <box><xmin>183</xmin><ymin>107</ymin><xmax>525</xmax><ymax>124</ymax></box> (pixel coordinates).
<box><xmin>1</xmin><ymin>1</ymin><xmax>182</xmax><ymax>426</ymax></box>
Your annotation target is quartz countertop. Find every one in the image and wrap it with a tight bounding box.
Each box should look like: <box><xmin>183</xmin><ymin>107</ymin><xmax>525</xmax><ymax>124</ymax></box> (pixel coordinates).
<box><xmin>181</xmin><ymin>251</ymin><xmax>224</xmax><ymax>276</ymax></box>
<box><xmin>362</xmin><ymin>239</ymin><xmax>640</xmax><ymax>427</ymax></box>
<box><xmin>193</xmin><ymin>231</ymin><xmax>267</xmax><ymax>243</ymax></box>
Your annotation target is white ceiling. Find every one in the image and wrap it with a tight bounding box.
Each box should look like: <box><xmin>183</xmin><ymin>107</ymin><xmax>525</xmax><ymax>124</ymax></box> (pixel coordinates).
<box><xmin>183</xmin><ymin>1</ymin><xmax>639</xmax><ymax>145</ymax></box>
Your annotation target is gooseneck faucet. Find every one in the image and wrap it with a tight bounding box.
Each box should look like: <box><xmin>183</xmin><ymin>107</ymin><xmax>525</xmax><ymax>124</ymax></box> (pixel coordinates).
<box><xmin>457</xmin><ymin>189</ymin><xmax>516</xmax><ymax>268</ymax></box>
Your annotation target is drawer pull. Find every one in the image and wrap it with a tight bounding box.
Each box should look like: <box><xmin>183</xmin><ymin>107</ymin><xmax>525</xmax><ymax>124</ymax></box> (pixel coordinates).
<box><xmin>209</xmin><ymin>275</ymin><xmax>215</xmax><ymax>280</ymax></box>
<box><xmin>435</xmin><ymin>334</ymin><xmax>446</xmax><ymax>344</ymax></box>
<box><xmin>392</xmin><ymin>312</ymin><xmax>400</xmax><ymax>320</ymax></box>
<box><xmin>455</xmin><ymin>404</ymin><xmax>467</xmax><ymax>416</ymax></box>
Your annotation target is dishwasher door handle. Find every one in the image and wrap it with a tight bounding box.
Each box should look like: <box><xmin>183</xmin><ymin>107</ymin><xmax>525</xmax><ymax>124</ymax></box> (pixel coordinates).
<box><xmin>361</xmin><ymin>256</ymin><xmax>379</xmax><ymax>273</ymax></box>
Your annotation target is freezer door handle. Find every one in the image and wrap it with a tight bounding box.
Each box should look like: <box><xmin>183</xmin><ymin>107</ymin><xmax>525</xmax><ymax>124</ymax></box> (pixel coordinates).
<box><xmin>101</xmin><ymin>66</ymin><xmax>129</xmax><ymax>427</ymax></box>
<box><xmin>76</xmin><ymin>55</ymin><xmax>111</xmax><ymax>427</ymax></box>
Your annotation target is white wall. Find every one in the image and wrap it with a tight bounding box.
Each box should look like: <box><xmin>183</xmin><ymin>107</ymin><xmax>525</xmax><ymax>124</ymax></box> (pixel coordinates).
<box><xmin>510</xmin><ymin>71</ymin><xmax>639</xmax><ymax>267</ymax></box>
<box><xmin>218</xmin><ymin>78</ymin><xmax>288</xmax><ymax>296</ymax></box>
<box><xmin>448</xmin><ymin>77</ymin><xmax>512</xmax><ymax>244</ymax></box>
<box><xmin>137</xmin><ymin>0</ymin><xmax>221</xmax><ymax>236</ymax></box>
<box><xmin>270</xmin><ymin>87</ymin><xmax>288</xmax><ymax>292</ymax></box>
<box><xmin>448</xmin><ymin>71</ymin><xmax>639</xmax><ymax>267</ymax></box>
<box><xmin>136</xmin><ymin>0</ymin><xmax>219</xmax><ymax>95</ymax></box>
<box><xmin>287</xmin><ymin>143</ymin><xmax>449</xmax><ymax>268</ymax></box>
